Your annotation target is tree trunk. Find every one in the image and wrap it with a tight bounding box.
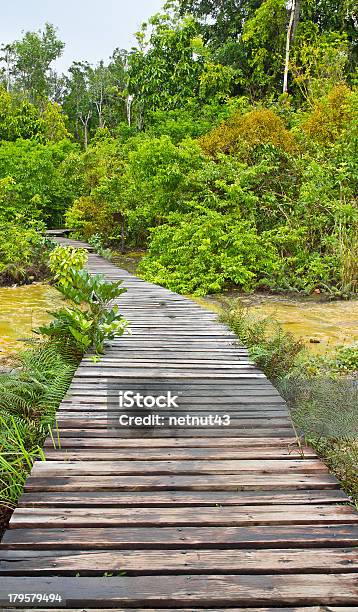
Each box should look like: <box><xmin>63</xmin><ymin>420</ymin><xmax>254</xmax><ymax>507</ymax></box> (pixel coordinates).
<box><xmin>83</xmin><ymin>122</ymin><xmax>88</xmax><ymax>149</ymax></box>
<box><xmin>283</xmin><ymin>0</ymin><xmax>300</xmax><ymax>94</ymax></box>
<box><xmin>80</xmin><ymin>110</ymin><xmax>92</xmax><ymax>149</ymax></box>
<box><xmin>121</xmin><ymin>219</ymin><xmax>125</xmax><ymax>253</ymax></box>
<box><xmin>126</xmin><ymin>94</ymin><xmax>133</xmax><ymax>127</ymax></box>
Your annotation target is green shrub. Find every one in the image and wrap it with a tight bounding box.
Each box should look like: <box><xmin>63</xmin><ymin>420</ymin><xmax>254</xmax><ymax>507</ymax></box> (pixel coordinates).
<box><xmin>199</xmin><ymin>108</ymin><xmax>296</xmax><ymax>157</ymax></box>
<box><xmin>49</xmin><ymin>244</ymin><xmax>88</xmax><ymax>288</ymax></box>
<box><xmin>65</xmin><ymin>195</ymin><xmax>113</xmax><ymax>241</ymax></box>
<box><xmin>0</xmin><ymin>342</ymin><xmax>77</xmax><ymax>505</ymax></box>
<box><xmin>40</xmin><ymin>249</ymin><xmax>128</xmax><ymax>354</ymax></box>
<box><xmin>0</xmin><ymin>139</ymin><xmax>77</xmax><ymax>226</ymax></box>
<box><xmin>139</xmin><ymin>212</ymin><xmax>279</xmax><ymax>296</ymax></box>
<box><xmin>0</xmin><ymin>220</ymin><xmax>48</xmax><ymax>285</ymax></box>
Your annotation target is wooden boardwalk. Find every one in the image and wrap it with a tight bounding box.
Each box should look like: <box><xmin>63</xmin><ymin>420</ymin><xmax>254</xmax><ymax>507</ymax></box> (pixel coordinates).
<box><xmin>1</xmin><ymin>238</ymin><xmax>357</xmax><ymax>609</ymax></box>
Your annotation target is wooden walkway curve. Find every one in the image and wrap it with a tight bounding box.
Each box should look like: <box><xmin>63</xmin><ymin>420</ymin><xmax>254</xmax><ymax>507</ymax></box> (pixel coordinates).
<box><xmin>1</xmin><ymin>237</ymin><xmax>357</xmax><ymax>609</ymax></box>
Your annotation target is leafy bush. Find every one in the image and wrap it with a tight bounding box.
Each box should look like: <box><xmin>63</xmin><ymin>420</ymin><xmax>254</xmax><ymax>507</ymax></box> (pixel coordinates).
<box><xmin>40</xmin><ymin>248</ymin><xmax>128</xmax><ymax>354</ymax></box>
<box><xmin>139</xmin><ymin>212</ymin><xmax>277</xmax><ymax>295</ymax></box>
<box><xmin>0</xmin><ymin>220</ymin><xmax>48</xmax><ymax>285</ymax></box>
<box><xmin>199</xmin><ymin>108</ymin><xmax>296</xmax><ymax>157</ymax></box>
<box><xmin>302</xmin><ymin>84</ymin><xmax>354</xmax><ymax>144</ymax></box>
<box><xmin>0</xmin><ymin>139</ymin><xmax>78</xmax><ymax>226</ymax></box>
<box><xmin>0</xmin><ymin>88</ymin><xmax>70</xmax><ymax>144</ymax></box>
<box><xmin>49</xmin><ymin>244</ymin><xmax>88</xmax><ymax>287</ymax></box>
<box><xmin>333</xmin><ymin>346</ymin><xmax>358</xmax><ymax>372</ymax></box>
<box><xmin>65</xmin><ymin>195</ymin><xmax>113</xmax><ymax>241</ymax></box>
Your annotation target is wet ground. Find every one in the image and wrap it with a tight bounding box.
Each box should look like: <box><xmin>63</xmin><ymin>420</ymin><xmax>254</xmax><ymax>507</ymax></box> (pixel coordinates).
<box><xmin>193</xmin><ymin>292</ymin><xmax>358</xmax><ymax>354</ymax></box>
<box><xmin>0</xmin><ymin>283</ymin><xmax>64</xmax><ymax>362</ymax></box>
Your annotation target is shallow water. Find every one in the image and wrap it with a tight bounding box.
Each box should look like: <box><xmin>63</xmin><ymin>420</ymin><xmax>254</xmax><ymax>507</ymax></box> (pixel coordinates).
<box><xmin>194</xmin><ymin>293</ymin><xmax>358</xmax><ymax>354</ymax></box>
<box><xmin>0</xmin><ymin>283</ymin><xmax>64</xmax><ymax>359</ymax></box>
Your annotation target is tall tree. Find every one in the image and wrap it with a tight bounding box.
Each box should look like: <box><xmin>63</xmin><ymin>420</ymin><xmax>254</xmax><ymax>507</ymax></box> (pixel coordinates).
<box><xmin>128</xmin><ymin>12</ymin><xmax>204</xmax><ymax>128</ymax></box>
<box><xmin>177</xmin><ymin>0</ymin><xmax>261</xmax><ymax>47</ymax></box>
<box><xmin>1</xmin><ymin>23</ymin><xmax>64</xmax><ymax>103</ymax></box>
<box><xmin>63</xmin><ymin>62</ymin><xmax>93</xmax><ymax>148</ymax></box>
<box><xmin>108</xmin><ymin>49</ymin><xmax>131</xmax><ymax>126</ymax></box>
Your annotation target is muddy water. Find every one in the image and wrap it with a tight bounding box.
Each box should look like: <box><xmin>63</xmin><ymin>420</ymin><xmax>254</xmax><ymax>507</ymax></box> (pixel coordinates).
<box><xmin>3</xmin><ymin>280</ymin><xmax>353</xmax><ymax>359</ymax></box>
<box><xmin>195</xmin><ymin>293</ymin><xmax>358</xmax><ymax>354</ymax></box>
<box><xmin>0</xmin><ymin>283</ymin><xmax>64</xmax><ymax>360</ymax></box>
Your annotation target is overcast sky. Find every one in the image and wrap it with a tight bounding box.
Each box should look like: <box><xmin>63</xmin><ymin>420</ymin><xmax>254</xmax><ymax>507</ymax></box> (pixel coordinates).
<box><xmin>1</xmin><ymin>0</ymin><xmax>165</xmax><ymax>73</ymax></box>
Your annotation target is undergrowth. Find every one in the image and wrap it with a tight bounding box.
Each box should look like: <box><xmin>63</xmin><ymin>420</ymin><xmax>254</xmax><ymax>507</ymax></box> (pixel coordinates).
<box><xmin>0</xmin><ymin>244</ymin><xmax>128</xmax><ymax>520</ymax></box>
<box><xmin>221</xmin><ymin>300</ymin><xmax>358</xmax><ymax>504</ymax></box>
<box><xmin>0</xmin><ymin>342</ymin><xmax>77</xmax><ymax>508</ymax></box>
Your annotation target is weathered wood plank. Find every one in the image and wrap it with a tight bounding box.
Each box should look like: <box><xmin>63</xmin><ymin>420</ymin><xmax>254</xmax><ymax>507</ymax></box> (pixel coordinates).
<box><xmin>0</xmin><ymin>575</ymin><xmax>357</xmax><ymax>605</ymax></box>
<box><xmin>43</xmin><ymin>436</ymin><xmax>299</xmax><ymax>448</ymax></box>
<box><xmin>30</xmin><ymin>459</ymin><xmax>327</xmax><ymax>476</ymax></box>
<box><xmin>23</xmin><ymin>473</ymin><xmax>340</xmax><ymax>492</ymax></box>
<box><xmin>3</xmin><ymin>524</ymin><xmax>358</xmax><ymax>550</ymax></box>
<box><xmin>42</xmin><ymin>447</ymin><xmax>317</xmax><ymax>461</ymax></box>
<box><xmin>9</xmin><ymin>505</ymin><xmax>358</xmax><ymax>528</ymax></box>
<box><xmin>18</xmin><ymin>489</ymin><xmax>348</xmax><ymax>508</ymax></box>
<box><xmin>1</xmin><ymin>548</ymin><xmax>357</xmax><ymax>575</ymax></box>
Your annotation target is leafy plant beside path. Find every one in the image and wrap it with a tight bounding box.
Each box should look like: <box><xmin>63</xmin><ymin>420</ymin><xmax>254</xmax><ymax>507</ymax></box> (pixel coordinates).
<box><xmin>0</xmin><ymin>244</ymin><xmax>129</xmax><ymax>531</ymax></box>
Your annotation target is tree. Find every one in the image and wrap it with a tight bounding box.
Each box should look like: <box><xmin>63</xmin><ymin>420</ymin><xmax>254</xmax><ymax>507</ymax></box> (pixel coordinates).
<box><xmin>241</xmin><ymin>0</ymin><xmax>287</xmax><ymax>97</ymax></box>
<box><xmin>108</xmin><ymin>49</ymin><xmax>131</xmax><ymax>126</ymax></box>
<box><xmin>128</xmin><ymin>12</ymin><xmax>205</xmax><ymax>128</ymax></box>
<box><xmin>0</xmin><ymin>44</ymin><xmax>16</xmax><ymax>92</ymax></box>
<box><xmin>63</xmin><ymin>62</ymin><xmax>94</xmax><ymax>148</ymax></box>
<box><xmin>63</xmin><ymin>58</ymin><xmax>129</xmax><ymax>146</ymax></box>
<box><xmin>1</xmin><ymin>23</ymin><xmax>64</xmax><ymax>103</ymax></box>
<box><xmin>177</xmin><ymin>0</ymin><xmax>261</xmax><ymax>47</ymax></box>
<box><xmin>178</xmin><ymin>0</ymin><xmax>358</xmax><ymax>96</ymax></box>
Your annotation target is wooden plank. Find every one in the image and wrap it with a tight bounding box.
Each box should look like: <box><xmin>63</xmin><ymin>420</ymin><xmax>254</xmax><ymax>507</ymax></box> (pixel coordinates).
<box><xmin>0</xmin><ymin>574</ymin><xmax>357</xmax><ymax>605</ymax></box>
<box><xmin>23</xmin><ymin>473</ymin><xmax>340</xmax><ymax>492</ymax></box>
<box><xmin>2</xmin><ymin>609</ymin><xmax>356</xmax><ymax>612</ymax></box>
<box><xmin>7</xmin><ymin>608</ymin><xmax>358</xmax><ymax>612</ymax></box>
<box><xmin>18</xmin><ymin>489</ymin><xmax>348</xmax><ymax>508</ymax></box>
<box><xmin>1</xmin><ymin>548</ymin><xmax>358</xmax><ymax>575</ymax></box>
<box><xmin>43</xmin><ymin>436</ymin><xmax>299</xmax><ymax>448</ymax></box>
<box><xmin>49</xmin><ymin>428</ymin><xmax>296</xmax><ymax>438</ymax></box>
<box><xmin>53</xmin><ymin>418</ymin><xmax>293</xmax><ymax>428</ymax></box>
<box><xmin>42</xmin><ymin>447</ymin><xmax>317</xmax><ymax>460</ymax></box>
<box><xmin>9</xmin><ymin>505</ymin><xmax>358</xmax><ymax>528</ymax></box>
<box><xmin>0</xmin><ymin>609</ymin><xmax>340</xmax><ymax>612</ymax></box>
<box><xmin>4</xmin><ymin>524</ymin><xmax>358</xmax><ymax>550</ymax></box>
<box><xmin>30</xmin><ymin>459</ymin><xmax>327</xmax><ymax>476</ymax></box>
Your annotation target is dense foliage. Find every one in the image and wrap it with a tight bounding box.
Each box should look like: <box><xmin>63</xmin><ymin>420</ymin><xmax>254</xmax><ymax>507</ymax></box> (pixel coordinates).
<box><xmin>0</xmin><ymin>220</ymin><xmax>49</xmax><ymax>285</ymax></box>
<box><xmin>0</xmin><ymin>3</ymin><xmax>357</xmax><ymax>295</ymax></box>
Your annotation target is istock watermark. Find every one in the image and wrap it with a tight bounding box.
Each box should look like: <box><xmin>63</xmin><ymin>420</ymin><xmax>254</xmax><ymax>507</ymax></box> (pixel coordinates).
<box><xmin>106</xmin><ymin>385</ymin><xmax>232</xmax><ymax>431</ymax></box>
<box><xmin>118</xmin><ymin>390</ymin><xmax>179</xmax><ymax>409</ymax></box>
<box><xmin>117</xmin><ymin>413</ymin><xmax>231</xmax><ymax>427</ymax></box>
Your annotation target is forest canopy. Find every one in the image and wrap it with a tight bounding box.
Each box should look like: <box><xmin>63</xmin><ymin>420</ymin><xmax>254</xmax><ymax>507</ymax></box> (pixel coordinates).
<box><xmin>0</xmin><ymin>0</ymin><xmax>357</xmax><ymax>295</ymax></box>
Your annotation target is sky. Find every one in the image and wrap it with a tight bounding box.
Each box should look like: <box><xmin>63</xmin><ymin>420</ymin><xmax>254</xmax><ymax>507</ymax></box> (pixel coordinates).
<box><xmin>1</xmin><ymin>0</ymin><xmax>165</xmax><ymax>73</ymax></box>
